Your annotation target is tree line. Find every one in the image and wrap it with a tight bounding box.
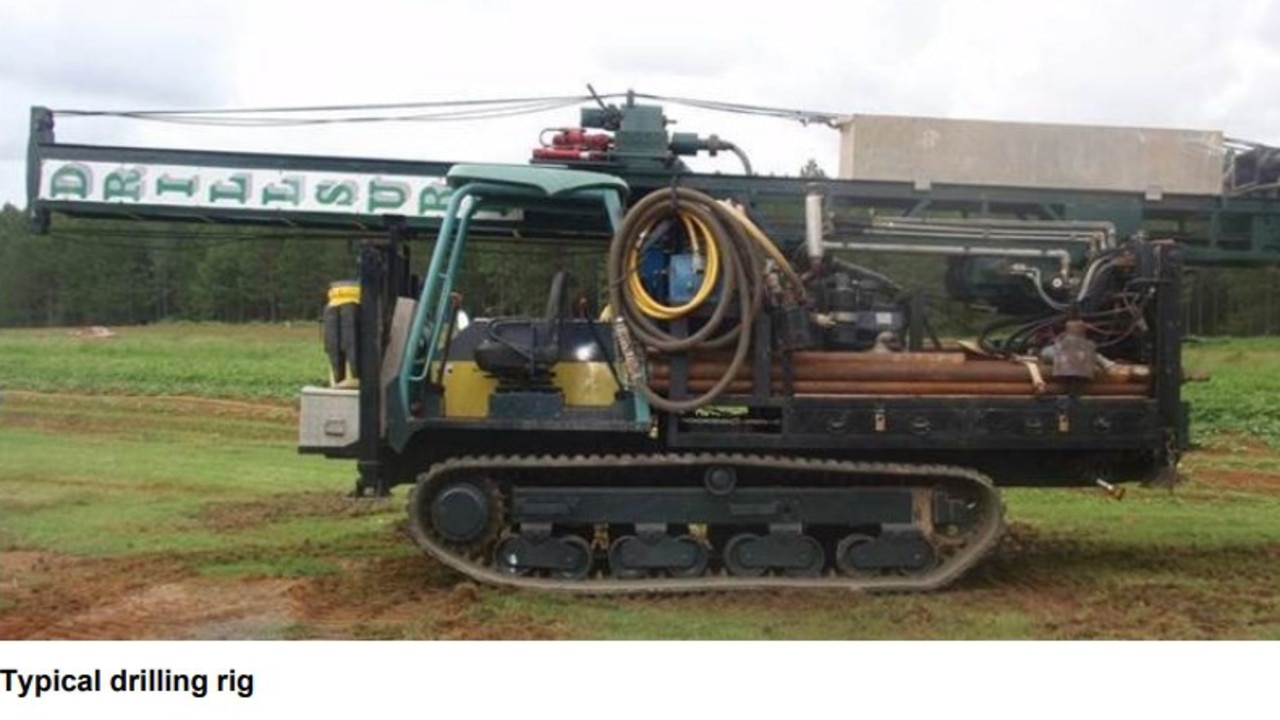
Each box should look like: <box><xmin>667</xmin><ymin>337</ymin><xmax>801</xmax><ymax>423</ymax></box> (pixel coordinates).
<box><xmin>1</xmin><ymin>202</ymin><xmax>1277</xmax><ymax>336</ymax></box>
<box><xmin>0</xmin><ymin>204</ymin><xmax>354</xmax><ymax>326</ymax></box>
<box><xmin>0</xmin><ymin>203</ymin><xmax>607</xmax><ymax>327</ymax></box>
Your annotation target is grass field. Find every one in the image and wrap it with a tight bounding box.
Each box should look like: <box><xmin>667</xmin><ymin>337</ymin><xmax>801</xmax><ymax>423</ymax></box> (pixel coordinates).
<box><xmin>2</xmin><ymin>324</ymin><xmax>1279</xmax><ymax>639</ymax></box>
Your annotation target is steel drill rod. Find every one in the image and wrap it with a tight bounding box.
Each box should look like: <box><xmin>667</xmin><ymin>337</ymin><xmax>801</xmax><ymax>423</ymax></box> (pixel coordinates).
<box><xmin>648</xmin><ymin>358</ymin><xmax>1148</xmax><ymax>384</ymax></box>
<box><xmin>647</xmin><ymin>378</ymin><xmax>1149</xmax><ymax>396</ymax></box>
<box><xmin>649</xmin><ymin>351</ymin><xmax>968</xmax><ymax>365</ymax></box>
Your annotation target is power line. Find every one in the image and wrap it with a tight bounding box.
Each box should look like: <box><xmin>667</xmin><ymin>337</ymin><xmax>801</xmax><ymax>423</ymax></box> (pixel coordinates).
<box><xmin>52</xmin><ymin>95</ymin><xmax>609</xmax><ymax>128</ymax></box>
<box><xmin>54</xmin><ymin>93</ymin><xmax>607</xmax><ymax>117</ymax></box>
<box><xmin>61</xmin><ymin>98</ymin><xmax>594</xmax><ymax>128</ymax></box>
<box><xmin>636</xmin><ymin>93</ymin><xmax>842</xmax><ymax>126</ymax></box>
<box><xmin>48</xmin><ymin>90</ymin><xmax>842</xmax><ymax>129</ymax></box>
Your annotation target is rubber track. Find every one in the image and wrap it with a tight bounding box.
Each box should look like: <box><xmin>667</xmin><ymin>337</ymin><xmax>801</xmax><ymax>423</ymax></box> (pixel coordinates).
<box><xmin>407</xmin><ymin>453</ymin><xmax>1005</xmax><ymax>594</ymax></box>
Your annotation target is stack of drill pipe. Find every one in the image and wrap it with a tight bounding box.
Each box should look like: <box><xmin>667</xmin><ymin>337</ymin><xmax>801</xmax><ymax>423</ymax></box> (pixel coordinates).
<box><xmin>646</xmin><ymin>352</ymin><xmax>1150</xmax><ymax>396</ymax></box>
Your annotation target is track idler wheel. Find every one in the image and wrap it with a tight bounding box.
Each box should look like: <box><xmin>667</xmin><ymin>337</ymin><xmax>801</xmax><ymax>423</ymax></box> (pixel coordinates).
<box><xmin>722</xmin><ymin>532</ymin><xmax>826</xmax><ymax>577</ymax></box>
<box><xmin>411</xmin><ymin>474</ymin><xmax>503</xmax><ymax>556</ymax></box>
<box><xmin>494</xmin><ymin>533</ymin><xmax>594</xmax><ymax>580</ymax></box>
<box><xmin>429</xmin><ymin>481</ymin><xmax>494</xmax><ymax>545</ymax></box>
<box><xmin>608</xmin><ymin>533</ymin><xmax>709</xmax><ymax>578</ymax></box>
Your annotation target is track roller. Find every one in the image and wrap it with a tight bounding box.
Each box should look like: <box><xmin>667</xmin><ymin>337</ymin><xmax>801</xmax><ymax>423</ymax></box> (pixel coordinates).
<box><xmin>722</xmin><ymin>531</ymin><xmax>825</xmax><ymax>577</ymax></box>
<box><xmin>723</xmin><ymin>534</ymin><xmax>766</xmax><ymax>577</ymax></box>
<box><xmin>835</xmin><ymin>527</ymin><xmax>937</xmax><ymax>577</ymax></box>
<box><xmin>609</xmin><ymin>532</ymin><xmax>709</xmax><ymax>578</ymax></box>
<box><xmin>494</xmin><ymin>533</ymin><xmax>594</xmax><ymax>580</ymax></box>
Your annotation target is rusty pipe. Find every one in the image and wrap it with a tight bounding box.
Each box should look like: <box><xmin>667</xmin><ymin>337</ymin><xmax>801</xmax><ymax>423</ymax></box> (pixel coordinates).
<box><xmin>649</xmin><ymin>360</ymin><xmax>1148</xmax><ymax>385</ymax></box>
<box><xmin>648</xmin><ymin>378</ymin><xmax>1150</xmax><ymax>396</ymax></box>
<box><xmin>649</xmin><ymin>351</ymin><xmax>969</xmax><ymax>365</ymax></box>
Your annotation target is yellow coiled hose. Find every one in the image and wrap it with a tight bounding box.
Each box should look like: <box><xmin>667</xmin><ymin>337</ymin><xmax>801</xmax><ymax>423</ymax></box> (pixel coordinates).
<box><xmin>625</xmin><ymin>210</ymin><xmax>721</xmax><ymax>320</ymax></box>
<box><xmin>608</xmin><ymin>187</ymin><xmax>779</xmax><ymax>413</ymax></box>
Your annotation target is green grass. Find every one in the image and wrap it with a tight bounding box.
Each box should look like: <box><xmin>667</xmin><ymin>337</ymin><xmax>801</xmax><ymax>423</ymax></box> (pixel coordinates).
<box><xmin>0</xmin><ymin>322</ymin><xmax>327</xmax><ymax>400</ymax></box>
<box><xmin>478</xmin><ymin>590</ymin><xmax>1035</xmax><ymax>640</ymax></box>
<box><xmin>0</xmin><ymin>399</ymin><xmax>402</xmax><ymax>575</ymax></box>
<box><xmin>1003</xmin><ymin>484</ymin><xmax>1280</xmax><ymax>546</ymax></box>
<box><xmin>0</xmin><ymin>431</ymin><xmax>398</xmax><ymax>559</ymax></box>
<box><xmin>1183</xmin><ymin>337</ymin><xmax>1280</xmax><ymax>444</ymax></box>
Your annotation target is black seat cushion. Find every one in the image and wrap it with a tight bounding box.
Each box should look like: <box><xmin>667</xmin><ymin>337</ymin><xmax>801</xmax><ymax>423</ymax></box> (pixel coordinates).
<box><xmin>474</xmin><ymin>319</ymin><xmax>559</xmax><ymax>379</ymax></box>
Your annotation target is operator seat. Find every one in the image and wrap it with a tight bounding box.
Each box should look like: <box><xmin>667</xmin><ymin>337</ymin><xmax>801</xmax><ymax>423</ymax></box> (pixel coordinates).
<box><xmin>473</xmin><ymin>270</ymin><xmax>574</xmax><ymax>389</ymax></box>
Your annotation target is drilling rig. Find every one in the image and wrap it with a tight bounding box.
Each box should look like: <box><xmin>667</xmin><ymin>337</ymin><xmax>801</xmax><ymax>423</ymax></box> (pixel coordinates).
<box><xmin>26</xmin><ymin>93</ymin><xmax>1280</xmax><ymax>592</ymax></box>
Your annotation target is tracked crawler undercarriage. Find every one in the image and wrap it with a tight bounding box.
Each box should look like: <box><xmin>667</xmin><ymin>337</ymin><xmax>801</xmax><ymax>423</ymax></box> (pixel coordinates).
<box><xmin>408</xmin><ymin>454</ymin><xmax>1005</xmax><ymax>593</ymax></box>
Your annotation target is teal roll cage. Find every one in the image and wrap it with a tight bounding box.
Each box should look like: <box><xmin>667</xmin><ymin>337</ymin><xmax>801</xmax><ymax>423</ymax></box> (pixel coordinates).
<box><xmin>395</xmin><ymin>164</ymin><xmax>631</xmax><ymax>424</ymax></box>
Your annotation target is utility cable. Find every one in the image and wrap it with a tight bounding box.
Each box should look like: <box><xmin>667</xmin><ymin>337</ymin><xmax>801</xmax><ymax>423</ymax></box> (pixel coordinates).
<box><xmin>54</xmin><ymin>99</ymin><xmax>589</xmax><ymax>128</ymax></box>
<box><xmin>50</xmin><ymin>89</ymin><xmax>843</xmax><ymax>130</ymax></box>
<box><xmin>53</xmin><ymin>94</ymin><xmax>607</xmax><ymax>118</ymax></box>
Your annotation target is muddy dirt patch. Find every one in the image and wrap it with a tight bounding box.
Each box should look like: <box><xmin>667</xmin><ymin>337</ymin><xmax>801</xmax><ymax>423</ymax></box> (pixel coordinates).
<box><xmin>1</xmin><ymin>547</ymin><xmax>563</xmax><ymax>640</ymax></box>
<box><xmin>958</xmin><ymin>524</ymin><xmax>1280</xmax><ymax>638</ymax></box>
<box><xmin>198</xmin><ymin>492</ymin><xmax>389</xmax><ymax>531</ymax></box>
<box><xmin>290</xmin><ymin>555</ymin><xmax>564</xmax><ymax>639</ymax></box>
<box><xmin>2</xmin><ymin>553</ymin><xmax>196</xmax><ymax>639</ymax></box>
<box><xmin>1194</xmin><ymin>469</ymin><xmax>1280</xmax><ymax>493</ymax></box>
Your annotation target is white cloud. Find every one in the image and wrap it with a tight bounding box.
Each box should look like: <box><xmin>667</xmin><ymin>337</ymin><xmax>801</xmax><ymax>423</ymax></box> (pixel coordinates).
<box><xmin>1</xmin><ymin>0</ymin><xmax>237</xmax><ymax>107</ymax></box>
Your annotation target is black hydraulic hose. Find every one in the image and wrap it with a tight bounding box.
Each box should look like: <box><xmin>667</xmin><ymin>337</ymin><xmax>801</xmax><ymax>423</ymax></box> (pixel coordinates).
<box><xmin>607</xmin><ymin>187</ymin><xmax>767</xmax><ymax>413</ymax></box>
<box><xmin>829</xmin><ymin>256</ymin><xmax>905</xmax><ymax>296</ymax></box>
<box><xmin>979</xmin><ymin>312</ymin><xmax>1060</xmax><ymax>355</ymax></box>
<box><xmin>721</xmin><ymin>142</ymin><xmax>754</xmax><ymax>176</ymax></box>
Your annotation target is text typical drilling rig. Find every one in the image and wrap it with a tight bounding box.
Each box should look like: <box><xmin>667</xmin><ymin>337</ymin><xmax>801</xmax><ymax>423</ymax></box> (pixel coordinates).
<box><xmin>26</xmin><ymin>93</ymin><xmax>1280</xmax><ymax>592</ymax></box>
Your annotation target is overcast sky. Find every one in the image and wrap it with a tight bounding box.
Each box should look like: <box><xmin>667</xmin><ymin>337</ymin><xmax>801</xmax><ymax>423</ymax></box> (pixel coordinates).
<box><xmin>3</xmin><ymin>0</ymin><xmax>1279</xmax><ymax>207</ymax></box>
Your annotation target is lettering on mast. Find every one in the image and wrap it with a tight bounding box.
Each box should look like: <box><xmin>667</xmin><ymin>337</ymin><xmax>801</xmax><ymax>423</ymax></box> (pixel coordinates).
<box><xmin>37</xmin><ymin>160</ymin><xmax>520</xmax><ymax>222</ymax></box>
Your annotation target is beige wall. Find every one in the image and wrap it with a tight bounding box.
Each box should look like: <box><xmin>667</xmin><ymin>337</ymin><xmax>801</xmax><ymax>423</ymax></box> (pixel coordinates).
<box><xmin>837</xmin><ymin>114</ymin><xmax>1224</xmax><ymax>196</ymax></box>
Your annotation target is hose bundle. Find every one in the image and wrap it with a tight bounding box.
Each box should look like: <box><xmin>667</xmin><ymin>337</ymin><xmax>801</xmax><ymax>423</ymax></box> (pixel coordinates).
<box><xmin>608</xmin><ymin>187</ymin><xmax>793</xmax><ymax>413</ymax></box>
